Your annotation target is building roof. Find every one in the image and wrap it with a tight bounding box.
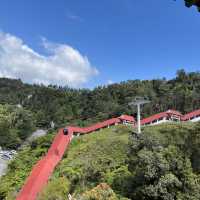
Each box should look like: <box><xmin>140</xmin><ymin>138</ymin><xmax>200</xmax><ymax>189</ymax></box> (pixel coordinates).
<box><xmin>181</xmin><ymin>109</ymin><xmax>200</xmax><ymax>121</ymax></box>
<box><xmin>141</xmin><ymin>109</ymin><xmax>182</xmax><ymax>125</ymax></box>
<box><xmin>141</xmin><ymin>112</ymin><xmax>167</xmax><ymax>125</ymax></box>
<box><xmin>118</xmin><ymin>115</ymin><xmax>135</xmax><ymax>122</ymax></box>
<box><xmin>166</xmin><ymin>109</ymin><xmax>182</xmax><ymax>116</ymax></box>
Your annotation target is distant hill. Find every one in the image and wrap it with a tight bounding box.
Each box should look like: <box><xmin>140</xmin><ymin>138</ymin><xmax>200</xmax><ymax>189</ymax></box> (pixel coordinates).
<box><xmin>0</xmin><ymin>69</ymin><xmax>200</xmax><ymax>129</ymax></box>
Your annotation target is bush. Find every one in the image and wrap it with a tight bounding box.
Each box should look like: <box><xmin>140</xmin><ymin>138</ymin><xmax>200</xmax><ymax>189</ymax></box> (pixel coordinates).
<box><xmin>127</xmin><ymin>123</ymin><xmax>200</xmax><ymax>200</ymax></box>
<box><xmin>79</xmin><ymin>183</ymin><xmax>119</xmax><ymax>200</ymax></box>
<box><xmin>0</xmin><ymin>104</ymin><xmax>36</xmax><ymax>149</ymax></box>
<box><xmin>53</xmin><ymin>126</ymin><xmax>129</xmax><ymax>194</ymax></box>
<box><xmin>37</xmin><ymin>177</ymin><xmax>70</xmax><ymax>200</ymax></box>
<box><xmin>0</xmin><ymin>133</ymin><xmax>55</xmax><ymax>199</ymax></box>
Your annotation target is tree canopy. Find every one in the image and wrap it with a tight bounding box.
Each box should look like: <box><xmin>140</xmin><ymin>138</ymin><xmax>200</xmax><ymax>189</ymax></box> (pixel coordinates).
<box><xmin>1</xmin><ymin>69</ymin><xmax>200</xmax><ymax>149</ymax></box>
<box><xmin>127</xmin><ymin>123</ymin><xmax>200</xmax><ymax>199</ymax></box>
<box><xmin>184</xmin><ymin>0</ymin><xmax>200</xmax><ymax>11</ymax></box>
<box><xmin>0</xmin><ymin>104</ymin><xmax>35</xmax><ymax>149</ymax></box>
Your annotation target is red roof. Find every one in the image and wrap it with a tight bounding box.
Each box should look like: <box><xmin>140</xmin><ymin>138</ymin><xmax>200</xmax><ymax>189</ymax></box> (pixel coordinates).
<box><xmin>182</xmin><ymin>109</ymin><xmax>200</xmax><ymax>121</ymax></box>
<box><xmin>141</xmin><ymin>109</ymin><xmax>182</xmax><ymax>125</ymax></box>
<box><xmin>118</xmin><ymin>115</ymin><xmax>135</xmax><ymax>122</ymax></box>
<box><xmin>166</xmin><ymin>109</ymin><xmax>182</xmax><ymax>116</ymax></box>
<box><xmin>141</xmin><ymin>112</ymin><xmax>167</xmax><ymax>125</ymax></box>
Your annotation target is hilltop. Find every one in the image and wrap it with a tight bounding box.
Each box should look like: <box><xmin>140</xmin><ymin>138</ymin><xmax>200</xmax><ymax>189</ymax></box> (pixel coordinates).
<box><xmin>1</xmin><ymin>122</ymin><xmax>200</xmax><ymax>200</ymax></box>
<box><xmin>2</xmin><ymin>69</ymin><xmax>200</xmax><ymax>149</ymax></box>
<box><xmin>0</xmin><ymin>69</ymin><xmax>200</xmax><ymax>130</ymax></box>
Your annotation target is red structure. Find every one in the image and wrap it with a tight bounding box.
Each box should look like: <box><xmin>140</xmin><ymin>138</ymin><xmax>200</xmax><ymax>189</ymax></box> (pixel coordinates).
<box><xmin>118</xmin><ymin>115</ymin><xmax>135</xmax><ymax>125</ymax></box>
<box><xmin>16</xmin><ymin>128</ymin><xmax>73</xmax><ymax>200</ymax></box>
<box><xmin>141</xmin><ymin>109</ymin><xmax>182</xmax><ymax>126</ymax></box>
<box><xmin>16</xmin><ymin>109</ymin><xmax>199</xmax><ymax>200</ymax></box>
<box><xmin>181</xmin><ymin>109</ymin><xmax>200</xmax><ymax>121</ymax></box>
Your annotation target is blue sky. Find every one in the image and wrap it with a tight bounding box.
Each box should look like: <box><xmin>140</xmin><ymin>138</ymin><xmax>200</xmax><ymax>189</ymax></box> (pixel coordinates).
<box><xmin>0</xmin><ymin>0</ymin><xmax>200</xmax><ymax>88</ymax></box>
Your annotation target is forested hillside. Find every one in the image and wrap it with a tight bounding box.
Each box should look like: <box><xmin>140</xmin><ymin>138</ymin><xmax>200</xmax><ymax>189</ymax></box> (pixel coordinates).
<box><xmin>0</xmin><ymin>69</ymin><xmax>200</xmax><ymax>149</ymax></box>
<box><xmin>0</xmin><ymin>104</ymin><xmax>35</xmax><ymax>149</ymax></box>
<box><xmin>0</xmin><ymin>69</ymin><xmax>200</xmax><ymax>128</ymax></box>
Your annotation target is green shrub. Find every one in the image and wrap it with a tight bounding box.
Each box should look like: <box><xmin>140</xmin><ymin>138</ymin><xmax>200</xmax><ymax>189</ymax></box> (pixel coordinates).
<box><xmin>52</xmin><ymin>126</ymin><xmax>129</xmax><ymax>194</ymax></box>
<box><xmin>79</xmin><ymin>183</ymin><xmax>119</xmax><ymax>200</ymax></box>
<box><xmin>37</xmin><ymin>177</ymin><xmax>70</xmax><ymax>200</ymax></box>
<box><xmin>0</xmin><ymin>104</ymin><xmax>36</xmax><ymax>149</ymax></box>
<box><xmin>0</xmin><ymin>133</ymin><xmax>55</xmax><ymax>199</ymax></box>
<box><xmin>127</xmin><ymin>123</ymin><xmax>200</xmax><ymax>199</ymax></box>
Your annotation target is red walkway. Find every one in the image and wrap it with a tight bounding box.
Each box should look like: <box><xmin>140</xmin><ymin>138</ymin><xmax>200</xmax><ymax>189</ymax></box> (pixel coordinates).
<box><xmin>16</xmin><ymin>128</ymin><xmax>73</xmax><ymax>200</ymax></box>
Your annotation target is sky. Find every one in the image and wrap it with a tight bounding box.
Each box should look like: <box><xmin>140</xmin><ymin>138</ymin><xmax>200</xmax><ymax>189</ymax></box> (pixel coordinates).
<box><xmin>0</xmin><ymin>0</ymin><xmax>200</xmax><ymax>88</ymax></box>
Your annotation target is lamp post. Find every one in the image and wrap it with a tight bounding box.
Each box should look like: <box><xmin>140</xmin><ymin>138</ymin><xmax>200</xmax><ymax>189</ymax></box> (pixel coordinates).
<box><xmin>129</xmin><ymin>97</ymin><xmax>150</xmax><ymax>134</ymax></box>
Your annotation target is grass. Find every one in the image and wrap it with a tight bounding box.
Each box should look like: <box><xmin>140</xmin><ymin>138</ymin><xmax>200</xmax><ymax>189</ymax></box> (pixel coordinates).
<box><xmin>52</xmin><ymin>125</ymin><xmax>132</xmax><ymax>194</ymax></box>
<box><xmin>0</xmin><ymin>132</ymin><xmax>55</xmax><ymax>200</ymax></box>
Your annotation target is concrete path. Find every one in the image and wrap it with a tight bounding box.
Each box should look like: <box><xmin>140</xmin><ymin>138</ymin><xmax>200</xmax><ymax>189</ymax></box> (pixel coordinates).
<box><xmin>0</xmin><ymin>158</ymin><xmax>8</xmax><ymax>177</ymax></box>
<box><xmin>29</xmin><ymin>129</ymin><xmax>47</xmax><ymax>140</ymax></box>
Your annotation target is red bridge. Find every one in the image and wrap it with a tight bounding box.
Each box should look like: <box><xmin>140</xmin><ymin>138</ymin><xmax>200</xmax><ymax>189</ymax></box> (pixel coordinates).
<box><xmin>16</xmin><ymin>109</ymin><xmax>200</xmax><ymax>200</ymax></box>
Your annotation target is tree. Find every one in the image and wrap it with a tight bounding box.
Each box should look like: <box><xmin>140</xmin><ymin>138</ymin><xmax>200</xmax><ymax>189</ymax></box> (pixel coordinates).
<box><xmin>12</xmin><ymin>108</ymin><xmax>35</xmax><ymax>140</ymax></box>
<box><xmin>79</xmin><ymin>183</ymin><xmax>119</xmax><ymax>200</ymax></box>
<box><xmin>0</xmin><ymin>120</ymin><xmax>21</xmax><ymax>149</ymax></box>
<box><xmin>37</xmin><ymin>177</ymin><xmax>70</xmax><ymax>200</ymax></box>
<box><xmin>127</xmin><ymin>127</ymin><xmax>200</xmax><ymax>200</ymax></box>
<box><xmin>184</xmin><ymin>0</ymin><xmax>200</xmax><ymax>11</ymax></box>
<box><xmin>0</xmin><ymin>104</ymin><xmax>36</xmax><ymax>149</ymax></box>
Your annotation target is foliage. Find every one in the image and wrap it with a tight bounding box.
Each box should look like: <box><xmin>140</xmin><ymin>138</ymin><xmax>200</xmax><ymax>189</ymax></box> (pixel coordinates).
<box><xmin>37</xmin><ymin>123</ymin><xmax>200</xmax><ymax>200</ymax></box>
<box><xmin>0</xmin><ymin>104</ymin><xmax>35</xmax><ymax>149</ymax></box>
<box><xmin>1</xmin><ymin>123</ymin><xmax>200</xmax><ymax>199</ymax></box>
<box><xmin>1</xmin><ymin>70</ymin><xmax>200</xmax><ymax>129</ymax></box>
<box><xmin>77</xmin><ymin>183</ymin><xmax>119</xmax><ymax>200</ymax></box>
<box><xmin>53</xmin><ymin>125</ymin><xmax>131</xmax><ymax>194</ymax></box>
<box><xmin>104</xmin><ymin>165</ymin><xmax>132</xmax><ymax>197</ymax></box>
<box><xmin>0</xmin><ymin>133</ymin><xmax>55</xmax><ymax>200</ymax></box>
<box><xmin>0</xmin><ymin>125</ymin><xmax>131</xmax><ymax>200</ymax></box>
<box><xmin>127</xmin><ymin>122</ymin><xmax>200</xmax><ymax>199</ymax></box>
<box><xmin>184</xmin><ymin>0</ymin><xmax>200</xmax><ymax>11</ymax></box>
<box><xmin>37</xmin><ymin>177</ymin><xmax>70</xmax><ymax>200</ymax></box>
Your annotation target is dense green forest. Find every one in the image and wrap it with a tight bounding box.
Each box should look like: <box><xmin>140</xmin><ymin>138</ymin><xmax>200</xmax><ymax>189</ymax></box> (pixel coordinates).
<box><xmin>0</xmin><ymin>132</ymin><xmax>55</xmax><ymax>199</ymax></box>
<box><xmin>0</xmin><ymin>104</ymin><xmax>35</xmax><ymax>149</ymax></box>
<box><xmin>0</xmin><ymin>69</ymin><xmax>200</xmax><ymax>126</ymax></box>
<box><xmin>1</xmin><ymin>123</ymin><xmax>200</xmax><ymax>200</ymax></box>
<box><xmin>0</xmin><ymin>69</ymin><xmax>200</xmax><ymax>149</ymax></box>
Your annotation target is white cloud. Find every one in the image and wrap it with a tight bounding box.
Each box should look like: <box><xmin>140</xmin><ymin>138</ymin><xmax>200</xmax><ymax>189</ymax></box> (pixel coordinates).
<box><xmin>67</xmin><ymin>14</ymin><xmax>83</xmax><ymax>22</ymax></box>
<box><xmin>0</xmin><ymin>32</ymin><xmax>98</xmax><ymax>87</ymax></box>
<box><xmin>66</xmin><ymin>10</ymin><xmax>83</xmax><ymax>22</ymax></box>
<box><xmin>107</xmin><ymin>80</ymin><xmax>114</xmax><ymax>85</ymax></box>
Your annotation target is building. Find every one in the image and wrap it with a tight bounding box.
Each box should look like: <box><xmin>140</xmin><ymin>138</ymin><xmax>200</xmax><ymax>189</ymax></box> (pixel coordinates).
<box><xmin>181</xmin><ymin>109</ymin><xmax>200</xmax><ymax>122</ymax></box>
<box><xmin>166</xmin><ymin>109</ymin><xmax>182</xmax><ymax>121</ymax></box>
<box><xmin>118</xmin><ymin>115</ymin><xmax>136</xmax><ymax>125</ymax></box>
<box><xmin>141</xmin><ymin>109</ymin><xmax>182</xmax><ymax>126</ymax></box>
